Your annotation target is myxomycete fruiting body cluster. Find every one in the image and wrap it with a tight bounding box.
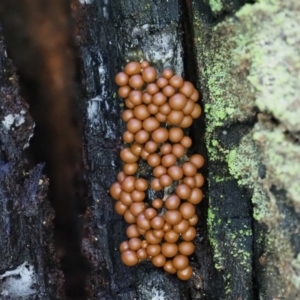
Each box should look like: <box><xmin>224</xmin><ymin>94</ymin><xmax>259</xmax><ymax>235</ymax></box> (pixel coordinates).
<box><xmin>110</xmin><ymin>61</ymin><xmax>204</xmax><ymax>280</ymax></box>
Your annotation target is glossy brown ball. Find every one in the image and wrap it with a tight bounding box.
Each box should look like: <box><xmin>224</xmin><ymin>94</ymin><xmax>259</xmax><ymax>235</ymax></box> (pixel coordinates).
<box><xmin>169</xmin><ymin>75</ymin><xmax>184</xmax><ymax>88</ymax></box>
<box><xmin>125</xmin><ymin>98</ymin><xmax>135</xmax><ymax>109</ymax></box>
<box><xmin>120</xmin><ymin>241</ymin><xmax>129</xmax><ymax>252</ymax></box>
<box><xmin>134</xmin><ymin>178</ymin><xmax>148</xmax><ymax>191</ymax></box>
<box><xmin>134</xmin><ymin>104</ymin><xmax>150</xmax><ymax>120</ymax></box>
<box><xmin>143</xmin><ymin>117</ymin><xmax>160</xmax><ymax>132</ymax></box>
<box><xmin>140</xmin><ymin>148</ymin><xmax>150</xmax><ymax>160</ymax></box>
<box><xmin>117</xmin><ymin>171</ymin><xmax>126</xmax><ymax>183</ymax></box>
<box><xmin>150</xmin><ymin>216</ymin><xmax>165</xmax><ymax>230</ymax></box>
<box><xmin>155</xmin><ymin>112</ymin><xmax>167</xmax><ymax>122</ymax></box>
<box><xmin>178</xmin><ymin>241</ymin><xmax>195</xmax><ymax>256</ymax></box>
<box><xmin>167</xmin><ymin>110</ymin><xmax>184</xmax><ymax>125</ymax></box>
<box><xmin>187</xmin><ymin>187</ymin><xmax>203</xmax><ymax>205</ymax></box>
<box><xmin>147</xmin><ymin>244</ymin><xmax>161</xmax><ymax>257</ymax></box>
<box><xmin>162</xmin><ymin>85</ymin><xmax>176</xmax><ymax>97</ymax></box>
<box><xmin>164</xmin><ymin>210</ymin><xmax>182</xmax><ymax>225</ymax></box>
<box><xmin>161</xmin><ymin>153</ymin><xmax>176</xmax><ymax>168</ymax></box>
<box><xmin>115</xmin><ymin>201</ymin><xmax>128</xmax><ymax>215</ymax></box>
<box><xmin>127</xmin><ymin>118</ymin><xmax>142</xmax><ymax>134</ymax></box>
<box><xmin>129</xmin><ymin>74</ymin><xmax>144</xmax><ymax>89</ymax></box>
<box><xmin>140</xmin><ymin>61</ymin><xmax>149</xmax><ymax>68</ymax></box>
<box><xmin>190</xmin><ymin>89</ymin><xmax>199</xmax><ymax>102</ymax></box>
<box><xmin>153</xmin><ymin>229</ymin><xmax>164</xmax><ymax>239</ymax></box>
<box><xmin>151</xmin><ymin>178</ymin><xmax>162</xmax><ymax>191</ymax></box>
<box><xmin>163</xmin><ymin>223</ymin><xmax>172</xmax><ymax>232</ymax></box>
<box><xmin>191</xmin><ymin>104</ymin><xmax>202</xmax><ymax>119</ymax></box>
<box><xmin>123</xmin><ymin>131</ymin><xmax>135</xmax><ymax>143</ymax></box>
<box><xmin>179</xmin><ymin>116</ymin><xmax>193</xmax><ymax>128</ymax></box>
<box><xmin>189</xmin><ymin>214</ymin><xmax>199</xmax><ymax>226</ymax></box>
<box><xmin>152</xmin><ymin>128</ymin><xmax>169</xmax><ymax>144</ymax></box>
<box><xmin>110</xmin><ymin>182</ymin><xmax>122</xmax><ymax>200</ymax></box>
<box><xmin>176</xmin><ymin>184</ymin><xmax>191</xmax><ymax>199</ymax></box>
<box><xmin>144</xmin><ymin>140</ymin><xmax>158</xmax><ymax>153</ymax></box>
<box><xmin>137</xmin><ymin>248</ymin><xmax>148</xmax><ymax>259</ymax></box>
<box><xmin>153</xmin><ymin>165</ymin><xmax>167</xmax><ymax>178</ymax></box>
<box><xmin>120</xmin><ymin>148</ymin><xmax>139</xmax><ymax>163</ymax></box>
<box><xmin>118</xmin><ymin>86</ymin><xmax>131</xmax><ymax>98</ymax></box>
<box><xmin>159</xmin><ymin>103</ymin><xmax>172</xmax><ymax>115</ymax></box>
<box><xmin>181</xmin><ymin>226</ymin><xmax>196</xmax><ymax>241</ymax></box>
<box><xmin>169</xmin><ymin>93</ymin><xmax>187</xmax><ymax>110</ymax></box>
<box><xmin>146</xmin><ymin>83</ymin><xmax>159</xmax><ymax>95</ymax></box>
<box><xmin>115</xmin><ymin>72</ymin><xmax>129</xmax><ymax>86</ymax></box>
<box><xmin>160</xmin><ymin>143</ymin><xmax>172</xmax><ymax>155</ymax></box>
<box><xmin>130</xmin><ymin>202</ymin><xmax>146</xmax><ymax>217</ymax></box>
<box><xmin>173</xmin><ymin>255</ymin><xmax>189</xmax><ymax>270</ymax></box>
<box><xmin>173</xmin><ymin>219</ymin><xmax>190</xmax><ymax>234</ymax></box>
<box><xmin>121</xmin><ymin>176</ymin><xmax>135</xmax><ymax>192</ymax></box>
<box><xmin>182</xmin><ymin>99</ymin><xmax>195</xmax><ymax>115</ymax></box>
<box><xmin>171</xmin><ymin>144</ymin><xmax>185</xmax><ymax>158</ymax></box>
<box><xmin>164</xmin><ymin>229</ymin><xmax>179</xmax><ymax>243</ymax></box>
<box><xmin>126</xmin><ymin>224</ymin><xmax>140</xmax><ymax>238</ymax></box>
<box><xmin>169</xmin><ymin>127</ymin><xmax>184</xmax><ymax>143</ymax></box>
<box><xmin>159</xmin><ymin>174</ymin><xmax>172</xmax><ymax>187</ymax></box>
<box><xmin>164</xmin><ymin>260</ymin><xmax>177</xmax><ymax>274</ymax></box>
<box><xmin>136</xmin><ymin>213</ymin><xmax>151</xmax><ymax>231</ymax></box>
<box><xmin>152</xmin><ymin>254</ymin><xmax>166</xmax><ymax>267</ymax></box>
<box><xmin>124</xmin><ymin>61</ymin><xmax>140</xmax><ymax>75</ymax></box>
<box><xmin>152</xmin><ymin>92</ymin><xmax>167</xmax><ymax>106</ymax></box>
<box><xmin>161</xmin><ymin>243</ymin><xmax>178</xmax><ymax>258</ymax></box>
<box><xmin>147</xmin><ymin>103</ymin><xmax>159</xmax><ymax>114</ymax></box>
<box><xmin>144</xmin><ymin>208</ymin><xmax>157</xmax><ymax>220</ymax></box>
<box><xmin>145</xmin><ymin>230</ymin><xmax>162</xmax><ymax>244</ymax></box>
<box><xmin>122</xmin><ymin>109</ymin><xmax>134</xmax><ymax>122</ymax></box>
<box><xmin>121</xmin><ymin>250</ymin><xmax>139</xmax><ymax>266</ymax></box>
<box><xmin>147</xmin><ymin>153</ymin><xmax>161</xmax><ymax>167</ymax></box>
<box><xmin>130</xmin><ymin>143</ymin><xmax>142</xmax><ymax>156</ymax></box>
<box><xmin>135</xmin><ymin>130</ymin><xmax>150</xmax><ymax>144</ymax></box>
<box><xmin>120</xmin><ymin>191</ymin><xmax>133</xmax><ymax>206</ymax></box>
<box><xmin>128</xmin><ymin>90</ymin><xmax>143</xmax><ymax>105</ymax></box>
<box><xmin>142</xmin><ymin>66</ymin><xmax>157</xmax><ymax>82</ymax></box>
<box><xmin>124</xmin><ymin>209</ymin><xmax>137</xmax><ymax>224</ymax></box>
<box><xmin>128</xmin><ymin>238</ymin><xmax>142</xmax><ymax>251</ymax></box>
<box><xmin>180</xmin><ymin>136</ymin><xmax>192</xmax><ymax>148</ymax></box>
<box><xmin>179</xmin><ymin>202</ymin><xmax>195</xmax><ymax>219</ymax></box>
<box><xmin>142</xmin><ymin>92</ymin><xmax>152</xmax><ymax>104</ymax></box>
<box><xmin>165</xmin><ymin>195</ymin><xmax>181</xmax><ymax>210</ymax></box>
<box><xmin>152</xmin><ymin>198</ymin><xmax>163</xmax><ymax>209</ymax></box>
<box><xmin>189</xmin><ymin>154</ymin><xmax>205</xmax><ymax>168</ymax></box>
<box><xmin>183</xmin><ymin>177</ymin><xmax>196</xmax><ymax>188</ymax></box>
<box><xmin>156</xmin><ymin>77</ymin><xmax>168</xmax><ymax>88</ymax></box>
<box><xmin>130</xmin><ymin>190</ymin><xmax>145</xmax><ymax>202</ymax></box>
<box><xmin>177</xmin><ymin>265</ymin><xmax>193</xmax><ymax>280</ymax></box>
<box><xmin>182</xmin><ymin>162</ymin><xmax>197</xmax><ymax>177</ymax></box>
<box><xmin>123</xmin><ymin>163</ymin><xmax>138</xmax><ymax>175</ymax></box>
<box><xmin>195</xmin><ymin>173</ymin><xmax>205</xmax><ymax>187</ymax></box>
<box><xmin>179</xmin><ymin>81</ymin><xmax>194</xmax><ymax>98</ymax></box>
<box><xmin>162</xmin><ymin>68</ymin><xmax>174</xmax><ymax>79</ymax></box>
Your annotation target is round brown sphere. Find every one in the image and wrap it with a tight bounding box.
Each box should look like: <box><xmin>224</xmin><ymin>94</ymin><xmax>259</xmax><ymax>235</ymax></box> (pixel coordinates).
<box><xmin>123</xmin><ymin>131</ymin><xmax>135</xmax><ymax>143</ymax></box>
<box><xmin>179</xmin><ymin>116</ymin><xmax>193</xmax><ymax>128</ymax></box>
<box><xmin>169</xmin><ymin>127</ymin><xmax>184</xmax><ymax>143</ymax></box>
<box><xmin>121</xmin><ymin>176</ymin><xmax>135</xmax><ymax>192</ymax></box>
<box><xmin>122</xmin><ymin>109</ymin><xmax>134</xmax><ymax>122</ymax></box>
<box><xmin>161</xmin><ymin>243</ymin><xmax>178</xmax><ymax>258</ymax></box>
<box><xmin>173</xmin><ymin>255</ymin><xmax>189</xmax><ymax>270</ymax></box>
<box><xmin>164</xmin><ymin>260</ymin><xmax>177</xmax><ymax>274</ymax></box>
<box><xmin>177</xmin><ymin>265</ymin><xmax>193</xmax><ymax>280</ymax></box>
<box><xmin>115</xmin><ymin>201</ymin><xmax>128</xmax><ymax>215</ymax></box>
<box><xmin>182</xmin><ymin>99</ymin><xmax>195</xmax><ymax>115</ymax></box>
<box><xmin>178</xmin><ymin>241</ymin><xmax>195</xmax><ymax>256</ymax></box>
<box><xmin>162</xmin><ymin>85</ymin><xmax>176</xmax><ymax>97</ymax></box>
<box><xmin>137</xmin><ymin>227</ymin><xmax>147</xmax><ymax>235</ymax></box>
<box><xmin>187</xmin><ymin>187</ymin><xmax>203</xmax><ymax>204</ymax></box>
<box><xmin>190</xmin><ymin>89</ymin><xmax>199</xmax><ymax>102</ymax></box>
<box><xmin>157</xmin><ymin>77</ymin><xmax>168</xmax><ymax>88</ymax></box>
<box><xmin>144</xmin><ymin>140</ymin><xmax>158</xmax><ymax>153</ymax></box>
<box><xmin>121</xmin><ymin>250</ymin><xmax>139</xmax><ymax>266</ymax></box>
<box><xmin>118</xmin><ymin>86</ymin><xmax>131</xmax><ymax>98</ymax></box>
<box><xmin>159</xmin><ymin>174</ymin><xmax>172</xmax><ymax>187</ymax></box>
<box><xmin>134</xmin><ymin>178</ymin><xmax>148</xmax><ymax>191</ymax></box>
<box><xmin>165</xmin><ymin>195</ymin><xmax>181</xmax><ymax>210</ymax></box>
<box><xmin>130</xmin><ymin>190</ymin><xmax>145</xmax><ymax>202</ymax></box>
<box><xmin>189</xmin><ymin>154</ymin><xmax>205</xmax><ymax>169</ymax></box>
<box><xmin>181</xmin><ymin>226</ymin><xmax>196</xmax><ymax>241</ymax></box>
<box><xmin>164</xmin><ymin>229</ymin><xmax>179</xmax><ymax>243</ymax></box>
<box><xmin>153</xmin><ymin>165</ymin><xmax>167</xmax><ymax>178</ymax></box>
<box><xmin>110</xmin><ymin>182</ymin><xmax>122</xmax><ymax>200</ymax></box>
<box><xmin>195</xmin><ymin>173</ymin><xmax>204</xmax><ymax>187</ymax></box>
<box><xmin>117</xmin><ymin>171</ymin><xmax>126</xmax><ymax>183</ymax></box>
<box><xmin>130</xmin><ymin>143</ymin><xmax>142</xmax><ymax>156</ymax></box>
<box><xmin>169</xmin><ymin>93</ymin><xmax>187</xmax><ymax>110</ymax></box>
<box><xmin>140</xmin><ymin>61</ymin><xmax>149</xmax><ymax>68</ymax></box>
<box><xmin>120</xmin><ymin>241</ymin><xmax>129</xmax><ymax>252</ymax></box>
<box><xmin>142</xmin><ymin>66</ymin><xmax>157</xmax><ymax>82</ymax></box>
<box><xmin>146</xmin><ymin>83</ymin><xmax>159</xmax><ymax>95</ymax></box>
<box><xmin>176</xmin><ymin>184</ymin><xmax>192</xmax><ymax>200</ymax></box>
<box><xmin>159</xmin><ymin>103</ymin><xmax>172</xmax><ymax>115</ymax></box>
<box><xmin>162</xmin><ymin>68</ymin><xmax>174</xmax><ymax>79</ymax></box>
<box><xmin>135</xmin><ymin>130</ymin><xmax>150</xmax><ymax>144</ymax></box>
<box><xmin>155</xmin><ymin>112</ymin><xmax>167</xmax><ymax>122</ymax></box>
<box><xmin>141</xmin><ymin>240</ymin><xmax>148</xmax><ymax>249</ymax></box>
<box><xmin>120</xmin><ymin>191</ymin><xmax>133</xmax><ymax>206</ymax></box>
<box><xmin>163</xmin><ymin>222</ymin><xmax>172</xmax><ymax>232</ymax></box>
<box><xmin>179</xmin><ymin>81</ymin><xmax>194</xmax><ymax>98</ymax></box>
<box><xmin>127</xmin><ymin>118</ymin><xmax>142</xmax><ymax>134</ymax></box>
<box><xmin>152</xmin><ymin>198</ymin><xmax>163</xmax><ymax>209</ymax></box>
<box><xmin>128</xmin><ymin>90</ymin><xmax>143</xmax><ymax>105</ymax></box>
<box><xmin>169</xmin><ymin>75</ymin><xmax>184</xmax><ymax>88</ymax></box>
<box><xmin>179</xmin><ymin>202</ymin><xmax>195</xmax><ymax>219</ymax></box>
<box><xmin>137</xmin><ymin>248</ymin><xmax>148</xmax><ymax>260</ymax></box>
<box><xmin>152</xmin><ymin>92</ymin><xmax>167</xmax><ymax>106</ymax></box>
<box><xmin>152</xmin><ymin>128</ymin><xmax>169</xmax><ymax>144</ymax></box>
<box><xmin>161</xmin><ymin>153</ymin><xmax>176</xmax><ymax>168</ymax></box>
<box><xmin>147</xmin><ymin>244</ymin><xmax>161</xmax><ymax>257</ymax></box>
<box><xmin>124</xmin><ymin>208</ymin><xmax>137</xmax><ymax>224</ymax></box>
<box><xmin>191</xmin><ymin>104</ymin><xmax>202</xmax><ymax>119</ymax></box>
<box><xmin>152</xmin><ymin>254</ymin><xmax>166</xmax><ymax>267</ymax></box>
<box><xmin>125</xmin><ymin>61</ymin><xmax>141</xmax><ymax>76</ymax></box>
<box><xmin>164</xmin><ymin>210</ymin><xmax>182</xmax><ymax>225</ymax></box>
<box><xmin>125</xmin><ymin>98</ymin><xmax>135</xmax><ymax>109</ymax></box>
<box><xmin>180</xmin><ymin>136</ymin><xmax>192</xmax><ymax>148</ymax></box>
<box><xmin>173</xmin><ymin>219</ymin><xmax>190</xmax><ymax>234</ymax></box>
<box><xmin>160</xmin><ymin>143</ymin><xmax>172</xmax><ymax>155</ymax></box>
<box><xmin>150</xmin><ymin>216</ymin><xmax>165</xmax><ymax>229</ymax></box>
<box><xmin>151</xmin><ymin>178</ymin><xmax>162</xmax><ymax>191</ymax></box>
<box><xmin>143</xmin><ymin>117</ymin><xmax>160</xmax><ymax>132</ymax></box>
<box><xmin>144</xmin><ymin>208</ymin><xmax>157</xmax><ymax>220</ymax></box>
<box><xmin>130</xmin><ymin>202</ymin><xmax>146</xmax><ymax>217</ymax></box>
<box><xmin>124</xmin><ymin>163</ymin><xmax>138</xmax><ymax>175</ymax></box>
<box><xmin>128</xmin><ymin>237</ymin><xmax>142</xmax><ymax>251</ymax></box>
<box><xmin>167</xmin><ymin>110</ymin><xmax>184</xmax><ymax>125</ymax></box>
<box><xmin>172</xmin><ymin>144</ymin><xmax>185</xmax><ymax>158</ymax></box>
<box><xmin>134</xmin><ymin>104</ymin><xmax>150</xmax><ymax>120</ymax></box>
<box><xmin>120</xmin><ymin>148</ymin><xmax>139</xmax><ymax>163</ymax></box>
<box><xmin>136</xmin><ymin>213</ymin><xmax>151</xmax><ymax>231</ymax></box>
<box><xmin>140</xmin><ymin>148</ymin><xmax>150</xmax><ymax>160</ymax></box>
<box><xmin>182</xmin><ymin>162</ymin><xmax>197</xmax><ymax>177</ymax></box>
<box><xmin>183</xmin><ymin>177</ymin><xmax>196</xmax><ymax>188</ymax></box>
<box><xmin>147</xmin><ymin>103</ymin><xmax>159</xmax><ymax>115</ymax></box>
<box><xmin>115</xmin><ymin>72</ymin><xmax>129</xmax><ymax>86</ymax></box>
<box><xmin>189</xmin><ymin>214</ymin><xmax>199</xmax><ymax>226</ymax></box>
<box><xmin>126</xmin><ymin>224</ymin><xmax>140</xmax><ymax>238</ymax></box>
<box><xmin>147</xmin><ymin>153</ymin><xmax>161</xmax><ymax>167</ymax></box>
<box><xmin>129</xmin><ymin>74</ymin><xmax>144</xmax><ymax>89</ymax></box>
<box><xmin>153</xmin><ymin>229</ymin><xmax>164</xmax><ymax>239</ymax></box>
<box><xmin>145</xmin><ymin>230</ymin><xmax>162</xmax><ymax>244</ymax></box>
<box><xmin>142</xmin><ymin>92</ymin><xmax>152</xmax><ymax>105</ymax></box>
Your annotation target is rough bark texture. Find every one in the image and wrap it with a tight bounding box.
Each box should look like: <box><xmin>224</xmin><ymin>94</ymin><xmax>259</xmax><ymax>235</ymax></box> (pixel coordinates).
<box><xmin>0</xmin><ymin>0</ymin><xmax>299</xmax><ymax>299</ymax></box>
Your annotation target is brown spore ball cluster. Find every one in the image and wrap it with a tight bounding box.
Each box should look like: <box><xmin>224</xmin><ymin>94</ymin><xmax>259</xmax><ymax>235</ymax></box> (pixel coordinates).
<box><xmin>110</xmin><ymin>61</ymin><xmax>204</xmax><ymax>281</ymax></box>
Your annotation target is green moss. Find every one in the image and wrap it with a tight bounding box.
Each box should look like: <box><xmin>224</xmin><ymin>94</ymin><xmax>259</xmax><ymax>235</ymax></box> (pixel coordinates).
<box><xmin>209</xmin><ymin>0</ymin><xmax>223</xmax><ymax>13</ymax></box>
